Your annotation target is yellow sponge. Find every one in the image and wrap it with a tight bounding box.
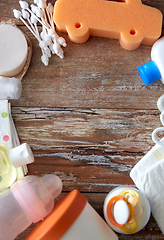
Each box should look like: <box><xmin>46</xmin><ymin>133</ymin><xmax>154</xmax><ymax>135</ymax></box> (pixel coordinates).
<box><xmin>53</xmin><ymin>0</ymin><xmax>163</xmax><ymax>50</ymax></box>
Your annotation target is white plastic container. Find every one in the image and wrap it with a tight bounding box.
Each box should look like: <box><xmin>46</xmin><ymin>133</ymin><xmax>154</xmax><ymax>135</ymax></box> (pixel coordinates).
<box><xmin>103</xmin><ymin>186</ymin><xmax>151</xmax><ymax>234</ymax></box>
<box><xmin>26</xmin><ymin>190</ymin><xmax>118</xmax><ymax>240</ymax></box>
<box><xmin>0</xmin><ymin>174</ymin><xmax>62</xmax><ymax>240</ymax></box>
<box><xmin>138</xmin><ymin>37</ymin><xmax>164</xmax><ymax>85</ymax></box>
<box><xmin>0</xmin><ymin>76</ymin><xmax>22</xmax><ymax>99</ymax></box>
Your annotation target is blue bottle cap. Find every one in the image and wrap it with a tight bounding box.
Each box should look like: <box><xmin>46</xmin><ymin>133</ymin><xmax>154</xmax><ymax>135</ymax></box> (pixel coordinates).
<box><xmin>138</xmin><ymin>61</ymin><xmax>161</xmax><ymax>85</ymax></box>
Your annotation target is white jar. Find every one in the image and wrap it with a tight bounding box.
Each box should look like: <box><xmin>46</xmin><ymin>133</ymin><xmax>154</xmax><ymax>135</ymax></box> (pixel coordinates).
<box><xmin>26</xmin><ymin>190</ymin><xmax>118</xmax><ymax>240</ymax></box>
<box><xmin>103</xmin><ymin>186</ymin><xmax>151</xmax><ymax>234</ymax></box>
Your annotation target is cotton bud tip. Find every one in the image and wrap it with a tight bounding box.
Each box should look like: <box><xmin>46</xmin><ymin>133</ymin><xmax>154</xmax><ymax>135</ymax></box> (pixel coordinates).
<box><xmin>36</xmin><ymin>8</ymin><xmax>44</xmax><ymax>18</ymax></box>
<box><xmin>44</xmin><ymin>47</ymin><xmax>51</xmax><ymax>58</ymax></box>
<box><xmin>47</xmin><ymin>28</ymin><xmax>54</xmax><ymax>37</ymax></box>
<box><xmin>13</xmin><ymin>9</ymin><xmax>22</xmax><ymax>19</ymax></box>
<box><xmin>38</xmin><ymin>0</ymin><xmax>46</xmax><ymax>9</ymax></box>
<box><xmin>40</xmin><ymin>31</ymin><xmax>45</xmax><ymax>39</ymax></box>
<box><xmin>47</xmin><ymin>3</ymin><xmax>54</xmax><ymax>13</ymax></box>
<box><xmin>57</xmin><ymin>48</ymin><xmax>64</xmax><ymax>59</ymax></box>
<box><xmin>30</xmin><ymin>4</ymin><xmax>37</xmax><ymax>14</ymax></box>
<box><xmin>44</xmin><ymin>35</ymin><xmax>51</xmax><ymax>45</ymax></box>
<box><xmin>22</xmin><ymin>10</ymin><xmax>30</xmax><ymax>19</ymax></box>
<box><xmin>19</xmin><ymin>1</ymin><xmax>29</xmax><ymax>9</ymax></box>
<box><xmin>30</xmin><ymin>14</ymin><xmax>37</xmax><ymax>24</ymax></box>
<box><xmin>53</xmin><ymin>43</ymin><xmax>60</xmax><ymax>54</ymax></box>
<box><xmin>41</xmin><ymin>54</ymin><xmax>49</xmax><ymax>66</ymax></box>
<box><xmin>34</xmin><ymin>0</ymin><xmax>39</xmax><ymax>4</ymax></box>
<box><xmin>39</xmin><ymin>40</ymin><xmax>47</xmax><ymax>49</ymax></box>
<box><xmin>57</xmin><ymin>37</ymin><xmax>67</xmax><ymax>47</ymax></box>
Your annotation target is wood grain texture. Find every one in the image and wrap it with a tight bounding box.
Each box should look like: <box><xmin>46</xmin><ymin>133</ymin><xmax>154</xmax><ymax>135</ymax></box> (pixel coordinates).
<box><xmin>0</xmin><ymin>0</ymin><xmax>164</xmax><ymax>239</ymax></box>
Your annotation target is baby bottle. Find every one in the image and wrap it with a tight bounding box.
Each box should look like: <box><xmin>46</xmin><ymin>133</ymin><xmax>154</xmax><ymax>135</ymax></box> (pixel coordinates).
<box><xmin>0</xmin><ymin>174</ymin><xmax>62</xmax><ymax>240</ymax></box>
<box><xmin>26</xmin><ymin>189</ymin><xmax>118</xmax><ymax>240</ymax></box>
<box><xmin>103</xmin><ymin>186</ymin><xmax>151</xmax><ymax>234</ymax></box>
<box><xmin>138</xmin><ymin>37</ymin><xmax>164</xmax><ymax>85</ymax></box>
<box><xmin>0</xmin><ymin>143</ymin><xmax>34</xmax><ymax>191</ymax></box>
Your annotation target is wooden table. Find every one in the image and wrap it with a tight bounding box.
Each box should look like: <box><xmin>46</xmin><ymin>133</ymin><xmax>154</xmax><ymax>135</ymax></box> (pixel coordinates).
<box><xmin>1</xmin><ymin>0</ymin><xmax>164</xmax><ymax>239</ymax></box>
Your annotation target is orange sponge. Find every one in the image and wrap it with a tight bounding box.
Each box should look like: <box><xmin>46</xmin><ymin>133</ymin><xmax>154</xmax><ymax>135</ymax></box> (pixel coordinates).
<box><xmin>53</xmin><ymin>0</ymin><xmax>163</xmax><ymax>50</ymax></box>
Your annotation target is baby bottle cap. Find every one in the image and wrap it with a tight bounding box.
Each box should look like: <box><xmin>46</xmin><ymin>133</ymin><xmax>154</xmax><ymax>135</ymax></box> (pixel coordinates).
<box><xmin>41</xmin><ymin>174</ymin><xmax>63</xmax><ymax>199</ymax></box>
<box><xmin>157</xmin><ymin>94</ymin><xmax>164</xmax><ymax>112</ymax></box>
<box><xmin>11</xmin><ymin>174</ymin><xmax>62</xmax><ymax>223</ymax></box>
<box><xmin>0</xmin><ymin>77</ymin><xmax>22</xmax><ymax>99</ymax></box>
<box><xmin>138</xmin><ymin>61</ymin><xmax>161</xmax><ymax>85</ymax></box>
<box><xmin>8</xmin><ymin>143</ymin><xmax>34</xmax><ymax>168</ymax></box>
<box><xmin>113</xmin><ymin>200</ymin><xmax>130</xmax><ymax>225</ymax></box>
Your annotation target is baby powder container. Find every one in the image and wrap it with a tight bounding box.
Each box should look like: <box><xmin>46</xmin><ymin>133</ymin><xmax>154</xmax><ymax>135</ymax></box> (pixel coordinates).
<box><xmin>138</xmin><ymin>36</ymin><xmax>164</xmax><ymax>85</ymax></box>
<box><xmin>26</xmin><ymin>189</ymin><xmax>118</xmax><ymax>240</ymax></box>
<box><xmin>103</xmin><ymin>186</ymin><xmax>151</xmax><ymax>234</ymax></box>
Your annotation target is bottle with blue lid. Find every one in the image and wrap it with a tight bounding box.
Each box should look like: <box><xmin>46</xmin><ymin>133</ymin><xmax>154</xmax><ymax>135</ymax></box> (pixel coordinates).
<box><xmin>138</xmin><ymin>37</ymin><xmax>164</xmax><ymax>85</ymax></box>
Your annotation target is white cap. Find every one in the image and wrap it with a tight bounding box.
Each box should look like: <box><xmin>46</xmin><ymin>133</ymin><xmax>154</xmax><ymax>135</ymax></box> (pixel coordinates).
<box><xmin>0</xmin><ymin>76</ymin><xmax>22</xmax><ymax>99</ymax></box>
<box><xmin>8</xmin><ymin>143</ymin><xmax>34</xmax><ymax>168</ymax></box>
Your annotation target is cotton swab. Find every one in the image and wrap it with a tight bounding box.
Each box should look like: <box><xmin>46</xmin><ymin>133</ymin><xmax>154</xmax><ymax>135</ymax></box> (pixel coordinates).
<box><xmin>14</xmin><ymin>0</ymin><xmax>67</xmax><ymax>65</ymax></box>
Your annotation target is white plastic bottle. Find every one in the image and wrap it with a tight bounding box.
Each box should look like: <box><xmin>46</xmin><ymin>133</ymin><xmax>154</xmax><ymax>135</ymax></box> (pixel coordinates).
<box><xmin>26</xmin><ymin>189</ymin><xmax>118</xmax><ymax>240</ymax></box>
<box><xmin>0</xmin><ymin>76</ymin><xmax>22</xmax><ymax>99</ymax></box>
<box><xmin>0</xmin><ymin>174</ymin><xmax>62</xmax><ymax>240</ymax></box>
<box><xmin>103</xmin><ymin>186</ymin><xmax>151</xmax><ymax>234</ymax></box>
<box><xmin>138</xmin><ymin>37</ymin><xmax>164</xmax><ymax>85</ymax></box>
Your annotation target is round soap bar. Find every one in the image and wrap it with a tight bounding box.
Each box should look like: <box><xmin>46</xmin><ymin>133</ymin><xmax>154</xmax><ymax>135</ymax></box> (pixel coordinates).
<box><xmin>0</xmin><ymin>24</ymin><xmax>28</xmax><ymax>77</ymax></box>
<box><xmin>113</xmin><ymin>200</ymin><xmax>130</xmax><ymax>225</ymax></box>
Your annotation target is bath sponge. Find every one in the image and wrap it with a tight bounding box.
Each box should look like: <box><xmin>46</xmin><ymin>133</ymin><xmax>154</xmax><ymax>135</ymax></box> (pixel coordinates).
<box><xmin>53</xmin><ymin>0</ymin><xmax>163</xmax><ymax>50</ymax></box>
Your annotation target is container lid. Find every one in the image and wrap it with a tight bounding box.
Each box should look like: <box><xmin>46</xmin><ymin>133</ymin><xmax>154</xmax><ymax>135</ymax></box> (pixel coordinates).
<box><xmin>138</xmin><ymin>60</ymin><xmax>161</xmax><ymax>85</ymax></box>
<box><xmin>8</xmin><ymin>143</ymin><xmax>34</xmax><ymax>168</ymax></box>
<box><xmin>25</xmin><ymin>190</ymin><xmax>87</xmax><ymax>240</ymax></box>
<box><xmin>0</xmin><ymin>76</ymin><xmax>22</xmax><ymax>100</ymax></box>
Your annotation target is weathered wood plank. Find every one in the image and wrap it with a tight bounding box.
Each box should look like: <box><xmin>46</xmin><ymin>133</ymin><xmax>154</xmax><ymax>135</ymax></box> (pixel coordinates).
<box><xmin>11</xmin><ymin>107</ymin><xmax>161</xmax><ymax>192</ymax></box>
<box><xmin>12</xmin><ymin>107</ymin><xmax>161</xmax><ymax>151</ymax></box>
